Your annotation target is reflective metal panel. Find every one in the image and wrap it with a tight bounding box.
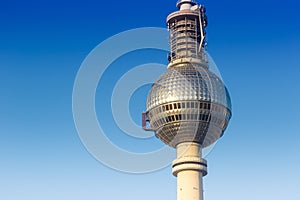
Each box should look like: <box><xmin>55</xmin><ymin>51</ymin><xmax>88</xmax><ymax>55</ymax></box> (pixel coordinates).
<box><xmin>146</xmin><ymin>63</ymin><xmax>232</xmax><ymax>147</ymax></box>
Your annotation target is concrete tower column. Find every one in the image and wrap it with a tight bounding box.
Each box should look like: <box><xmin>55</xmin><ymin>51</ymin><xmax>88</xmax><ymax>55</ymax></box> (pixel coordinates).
<box><xmin>172</xmin><ymin>142</ymin><xmax>207</xmax><ymax>200</ymax></box>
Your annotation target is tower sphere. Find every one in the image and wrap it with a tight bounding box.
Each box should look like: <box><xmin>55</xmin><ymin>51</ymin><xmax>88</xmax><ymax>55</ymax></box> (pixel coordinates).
<box><xmin>145</xmin><ymin>61</ymin><xmax>232</xmax><ymax>148</ymax></box>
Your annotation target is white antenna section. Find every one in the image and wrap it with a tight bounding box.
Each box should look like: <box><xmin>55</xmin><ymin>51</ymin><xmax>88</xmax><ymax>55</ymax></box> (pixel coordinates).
<box><xmin>176</xmin><ymin>0</ymin><xmax>197</xmax><ymax>10</ymax></box>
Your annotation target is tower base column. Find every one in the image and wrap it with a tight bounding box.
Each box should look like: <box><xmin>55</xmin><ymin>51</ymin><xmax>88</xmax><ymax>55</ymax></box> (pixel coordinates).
<box><xmin>172</xmin><ymin>142</ymin><xmax>207</xmax><ymax>200</ymax></box>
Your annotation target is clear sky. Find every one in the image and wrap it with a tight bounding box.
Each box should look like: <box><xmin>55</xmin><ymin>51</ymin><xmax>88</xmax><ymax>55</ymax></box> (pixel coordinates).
<box><xmin>1</xmin><ymin>0</ymin><xmax>300</xmax><ymax>199</ymax></box>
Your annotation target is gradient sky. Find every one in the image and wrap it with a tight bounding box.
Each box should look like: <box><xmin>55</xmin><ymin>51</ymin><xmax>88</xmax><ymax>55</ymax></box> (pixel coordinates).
<box><xmin>1</xmin><ymin>0</ymin><xmax>300</xmax><ymax>199</ymax></box>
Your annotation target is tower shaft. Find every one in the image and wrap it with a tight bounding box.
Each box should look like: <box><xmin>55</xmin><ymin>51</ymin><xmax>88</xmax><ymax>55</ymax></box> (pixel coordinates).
<box><xmin>177</xmin><ymin>168</ymin><xmax>203</xmax><ymax>200</ymax></box>
<box><xmin>172</xmin><ymin>142</ymin><xmax>207</xmax><ymax>200</ymax></box>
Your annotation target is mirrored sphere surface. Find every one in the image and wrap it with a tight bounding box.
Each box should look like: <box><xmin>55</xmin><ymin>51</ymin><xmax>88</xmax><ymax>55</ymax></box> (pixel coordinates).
<box><xmin>146</xmin><ymin>63</ymin><xmax>232</xmax><ymax>148</ymax></box>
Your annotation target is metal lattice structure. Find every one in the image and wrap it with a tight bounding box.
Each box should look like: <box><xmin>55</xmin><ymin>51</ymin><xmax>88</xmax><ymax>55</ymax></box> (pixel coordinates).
<box><xmin>167</xmin><ymin>2</ymin><xmax>207</xmax><ymax>62</ymax></box>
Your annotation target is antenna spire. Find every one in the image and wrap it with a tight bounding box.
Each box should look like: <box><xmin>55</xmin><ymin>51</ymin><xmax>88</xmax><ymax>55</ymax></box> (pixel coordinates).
<box><xmin>176</xmin><ymin>0</ymin><xmax>197</xmax><ymax>10</ymax></box>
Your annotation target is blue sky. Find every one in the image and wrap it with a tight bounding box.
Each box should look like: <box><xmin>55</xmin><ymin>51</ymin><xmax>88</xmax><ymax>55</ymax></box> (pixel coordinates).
<box><xmin>1</xmin><ymin>0</ymin><xmax>300</xmax><ymax>199</ymax></box>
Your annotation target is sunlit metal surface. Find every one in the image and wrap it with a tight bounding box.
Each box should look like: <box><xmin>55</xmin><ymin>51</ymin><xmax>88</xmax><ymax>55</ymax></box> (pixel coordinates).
<box><xmin>146</xmin><ymin>63</ymin><xmax>232</xmax><ymax>147</ymax></box>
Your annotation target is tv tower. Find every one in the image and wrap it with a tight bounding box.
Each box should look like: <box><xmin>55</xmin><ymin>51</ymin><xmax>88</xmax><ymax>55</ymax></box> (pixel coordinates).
<box><xmin>142</xmin><ymin>0</ymin><xmax>232</xmax><ymax>200</ymax></box>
